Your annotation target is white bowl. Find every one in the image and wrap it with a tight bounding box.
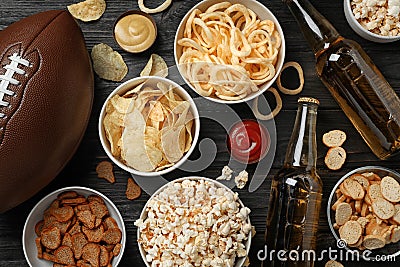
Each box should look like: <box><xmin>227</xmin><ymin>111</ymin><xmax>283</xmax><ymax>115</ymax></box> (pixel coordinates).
<box><xmin>174</xmin><ymin>0</ymin><xmax>286</xmax><ymax>104</ymax></box>
<box><xmin>99</xmin><ymin>76</ymin><xmax>200</xmax><ymax>177</ymax></box>
<box><xmin>137</xmin><ymin>176</ymin><xmax>252</xmax><ymax>267</ymax></box>
<box><xmin>344</xmin><ymin>0</ymin><xmax>400</xmax><ymax>43</ymax></box>
<box><xmin>23</xmin><ymin>186</ymin><xmax>126</xmax><ymax>267</ymax></box>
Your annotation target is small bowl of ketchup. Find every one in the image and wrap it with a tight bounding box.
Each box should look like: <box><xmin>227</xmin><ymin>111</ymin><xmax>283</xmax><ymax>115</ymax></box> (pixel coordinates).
<box><xmin>227</xmin><ymin>120</ymin><xmax>270</xmax><ymax>164</ymax></box>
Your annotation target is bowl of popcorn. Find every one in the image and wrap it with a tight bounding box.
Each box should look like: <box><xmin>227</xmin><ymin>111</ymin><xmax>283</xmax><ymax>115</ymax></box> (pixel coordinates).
<box><xmin>99</xmin><ymin>76</ymin><xmax>200</xmax><ymax>177</ymax></box>
<box><xmin>135</xmin><ymin>177</ymin><xmax>252</xmax><ymax>266</ymax></box>
<box><xmin>327</xmin><ymin>166</ymin><xmax>400</xmax><ymax>259</ymax></box>
<box><xmin>344</xmin><ymin>0</ymin><xmax>400</xmax><ymax>43</ymax></box>
<box><xmin>174</xmin><ymin>0</ymin><xmax>285</xmax><ymax>104</ymax></box>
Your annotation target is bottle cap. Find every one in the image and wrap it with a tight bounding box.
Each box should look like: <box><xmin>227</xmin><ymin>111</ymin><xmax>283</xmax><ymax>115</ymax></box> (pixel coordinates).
<box><xmin>298</xmin><ymin>97</ymin><xmax>320</xmax><ymax>105</ymax></box>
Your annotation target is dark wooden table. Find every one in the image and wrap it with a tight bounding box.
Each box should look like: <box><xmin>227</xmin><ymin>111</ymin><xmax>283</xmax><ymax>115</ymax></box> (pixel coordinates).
<box><xmin>1</xmin><ymin>0</ymin><xmax>399</xmax><ymax>266</ymax></box>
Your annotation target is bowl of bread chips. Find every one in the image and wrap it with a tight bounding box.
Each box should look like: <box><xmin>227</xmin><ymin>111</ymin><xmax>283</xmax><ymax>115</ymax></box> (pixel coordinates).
<box><xmin>328</xmin><ymin>166</ymin><xmax>400</xmax><ymax>259</ymax></box>
<box><xmin>23</xmin><ymin>186</ymin><xmax>126</xmax><ymax>267</ymax></box>
<box><xmin>99</xmin><ymin>76</ymin><xmax>200</xmax><ymax>176</ymax></box>
<box><xmin>174</xmin><ymin>0</ymin><xmax>285</xmax><ymax>104</ymax></box>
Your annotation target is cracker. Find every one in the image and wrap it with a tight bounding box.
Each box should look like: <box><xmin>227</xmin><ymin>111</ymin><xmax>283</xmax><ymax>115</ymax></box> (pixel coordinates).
<box><xmin>67</xmin><ymin>0</ymin><xmax>106</xmax><ymax>22</ymax></box>
<box><xmin>96</xmin><ymin>161</ymin><xmax>115</xmax><ymax>183</ymax></box>
<box><xmin>91</xmin><ymin>43</ymin><xmax>128</xmax><ymax>82</ymax></box>
<box><xmin>126</xmin><ymin>177</ymin><xmax>141</xmax><ymax>200</ymax></box>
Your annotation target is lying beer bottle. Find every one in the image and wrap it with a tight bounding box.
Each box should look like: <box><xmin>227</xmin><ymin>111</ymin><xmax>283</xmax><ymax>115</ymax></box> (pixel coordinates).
<box><xmin>262</xmin><ymin>98</ymin><xmax>323</xmax><ymax>267</ymax></box>
<box><xmin>284</xmin><ymin>0</ymin><xmax>400</xmax><ymax>160</ymax></box>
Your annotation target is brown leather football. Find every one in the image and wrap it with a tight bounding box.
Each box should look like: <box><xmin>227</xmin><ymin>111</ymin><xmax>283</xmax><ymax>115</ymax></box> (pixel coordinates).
<box><xmin>0</xmin><ymin>10</ymin><xmax>93</xmax><ymax>212</ymax></box>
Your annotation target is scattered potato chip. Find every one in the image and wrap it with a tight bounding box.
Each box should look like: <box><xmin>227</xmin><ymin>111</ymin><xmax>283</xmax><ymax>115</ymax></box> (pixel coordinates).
<box><xmin>103</xmin><ymin>80</ymin><xmax>195</xmax><ymax>172</ymax></box>
<box><xmin>140</xmin><ymin>54</ymin><xmax>168</xmax><ymax>78</ymax></box>
<box><xmin>138</xmin><ymin>0</ymin><xmax>172</xmax><ymax>14</ymax></box>
<box><xmin>96</xmin><ymin>161</ymin><xmax>115</xmax><ymax>183</ymax></box>
<box><xmin>67</xmin><ymin>0</ymin><xmax>106</xmax><ymax>22</ymax></box>
<box><xmin>91</xmin><ymin>43</ymin><xmax>128</xmax><ymax>82</ymax></box>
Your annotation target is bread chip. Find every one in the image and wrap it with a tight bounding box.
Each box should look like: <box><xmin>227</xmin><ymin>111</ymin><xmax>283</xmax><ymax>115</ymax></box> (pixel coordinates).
<box><xmin>72</xmin><ymin>232</ymin><xmax>88</xmax><ymax>259</ymax></box>
<box><xmin>87</xmin><ymin>195</ymin><xmax>106</xmax><ymax>204</ymax></box>
<box><xmin>68</xmin><ymin>221</ymin><xmax>82</xmax><ymax>236</ymax></box>
<box><xmin>91</xmin><ymin>43</ymin><xmax>128</xmax><ymax>82</ymax></box>
<box><xmin>61</xmin><ymin>196</ymin><xmax>87</xmax><ymax>206</ymax></box>
<box><xmin>126</xmin><ymin>177</ymin><xmax>142</xmax><ymax>200</ymax></box>
<box><xmin>62</xmin><ymin>233</ymin><xmax>73</xmax><ymax>249</ymax></box>
<box><xmin>89</xmin><ymin>201</ymin><xmax>109</xmax><ymax>219</ymax></box>
<box><xmin>140</xmin><ymin>54</ymin><xmax>168</xmax><ymax>78</ymax></box>
<box><xmin>351</xmin><ymin>174</ymin><xmax>370</xmax><ymax>190</ymax></box>
<box><xmin>325</xmin><ymin>260</ymin><xmax>344</xmax><ymax>267</ymax></box>
<box><xmin>82</xmin><ymin>243</ymin><xmax>101</xmax><ymax>267</ymax></box>
<box><xmin>363</xmin><ymin>235</ymin><xmax>386</xmax><ymax>250</ymax></box>
<box><xmin>83</xmin><ymin>225</ymin><xmax>105</xmax><ymax>243</ymax></box>
<box><xmin>335</xmin><ymin>202</ymin><xmax>353</xmax><ymax>226</ymax></box>
<box><xmin>35</xmin><ymin>237</ymin><xmax>43</xmax><ymax>259</ymax></box>
<box><xmin>102</xmin><ymin>228</ymin><xmax>122</xmax><ymax>244</ymax></box>
<box><xmin>103</xmin><ymin>217</ymin><xmax>119</xmax><ymax>230</ymax></box>
<box><xmin>371</xmin><ymin>197</ymin><xmax>395</xmax><ymax>220</ymax></box>
<box><xmin>343</xmin><ymin>178</ymin><xmax>365</xmax><ymax>200</ymax></box>
<box><xmin>392</xmin><ymin>204</ymin><xmax>400</xmax><ymax>224</ymax></box>
<box><xmin>113</xmin><ymin>243</ymin><xmax>122</xmax><ymax>256</ymax></box>
<box><xmin>58</xmin><ymin>191</ymin><xmax>79</xmax><ymax>200</ymax></box>
<box><xmin>41</xmin><ymin>226</ymin><xmax>61</xmax><ymax>250</ymax></box>
<box><xmin>67</xmin><ymin>0</ymin><xmax>106</xmax><ymax>22</ymax></box>
<box><xmin>96</xmin><ymin>161</ymin><xmax>115</xmax><ymax>183</ymax></box>
<box><xmin>366</xmin><ymin>219</ymin><xmax>388</xmax><ymax>235</ymax></box>
<box><xmin>339</xmin><ymin>221</ymin><xmax>362</xmax><ymax>245</ymax></box>
<box><xmin>77</xmin><ymin>210</ymin><xmax>96</xmax><ymax>229</ymax></box>
<box><xmin>391</xmin><ymin>226</ymin><xmax>400</xmax><ymax>243</ymax></box>
<box><xmin>35</xmin><ymin>220</ymin><xmax>44</xmax><ymax>237</ymax></box>
<box><xmin>54</xmin><ymin>246</ymin><xmax>75</xmax><ymax>265</ymax></box>
<box><xmin>362</xmin><ymin>172</ymin><xmax>381</xmax><ymax>181</ymax></box>
<box><xmin>325</xmin><ymin>147</ymin><xmax>346</xmax><ymax>170</ymax></box>
<box><xmin>100</xmin><ymin>245</ymin><xmax>110</xmax><ymax>266</ymax></box>
<box><xmin>322</xmin><ymin>130</ymin><xmax>346</xmax><ymax>147</ymax></box>
<box><xmin>368</xmin><ymin>184</ymin><xmax>383</xmax><ymax>202</ymax></box>
<box><xmin>380</xmin><ymin>176</ymin><xmax>400</xmax><ymax>202</ymax></box>
<box><xmin>51</xmin><ymin>206</ymin><xmax>74</xmax><ymax>222</ymax></box>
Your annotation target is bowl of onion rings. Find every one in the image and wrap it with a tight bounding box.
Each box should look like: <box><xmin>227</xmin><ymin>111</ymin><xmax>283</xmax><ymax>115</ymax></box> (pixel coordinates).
<box><xmin>174</xmin><ymin>0</ymin><xmax>285</xmax><ymax>104</ymax></box>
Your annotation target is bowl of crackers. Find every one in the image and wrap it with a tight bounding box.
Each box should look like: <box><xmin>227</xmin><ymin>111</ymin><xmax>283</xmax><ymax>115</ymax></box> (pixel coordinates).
<box><xmin>328</xmin><ymin>166</ymin><xmax>400</xmax><ymax>259</ymax></box>
<box><xmin>174</xmin><ymin>0</ymin><xmax>285</xmax><ymax>104</ymax></box>
<box><xmin>23</xmin><ymin>186</ymin><xmax>126</xmax><ymax>267</ymax></box>
<box><xmin>135</xmin><ymin>176</ymin><xmax>252</xmax><ymax>266</ymax></box>
<box><xmin>99</xmin><ymin>76</ymin><xmax>200</xmax><ymax>177</ymax></box>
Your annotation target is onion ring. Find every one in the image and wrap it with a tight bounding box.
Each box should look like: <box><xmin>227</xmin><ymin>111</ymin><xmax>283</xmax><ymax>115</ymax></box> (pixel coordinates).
<box><xmin>138</xmin><ymin>0</ymin><xmax>172</xmax><ymax>14</ymax></box>
<box><xmin>252</xmin><ymin>87</ymin><xmax>282</xmax><ymax>121</ymax></box>
<box><xmin>276</xmin><ymin>61</ymin><xmax>304</xmax><ymax>95</ymax></box>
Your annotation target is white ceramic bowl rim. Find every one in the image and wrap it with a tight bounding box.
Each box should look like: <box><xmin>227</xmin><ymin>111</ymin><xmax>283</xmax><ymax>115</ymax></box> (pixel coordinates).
<box><xmin>174</xmin><ymin>0</ymin><xmax>286</xmax><ymax>104</ymax></box>
<box><xmin>327</xmin><ymin>166</ymin><xmax>400</xmax><ymax>259</ymax></box>
<box><xmin>23</xmin><ymin>186</ymin><xmax>126</xmax><ymax>267</ymax></box>
<box><xmin>137</xmin><ymin>176</ymin><xmax>252</xmax><ymax>267</ymax></box>
<box><xmin>344</xmin><ymin>0</ymin><xmax>400</xmax><ymax>40</ymax></box>
<box><xmin>98</xmin><ymin>76</ymin><xmax>200</xmax><ymax>177</ymax></box>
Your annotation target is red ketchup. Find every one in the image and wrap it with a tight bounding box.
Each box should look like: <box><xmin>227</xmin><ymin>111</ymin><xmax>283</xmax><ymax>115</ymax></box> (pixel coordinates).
<box><xmin>227</xmin><ymin>120</ymin><xmax>270</xmax><ymax>164</ymax></box>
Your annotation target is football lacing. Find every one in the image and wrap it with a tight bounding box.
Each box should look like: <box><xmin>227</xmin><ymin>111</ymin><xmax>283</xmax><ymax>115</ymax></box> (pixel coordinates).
<box><xmin>0</xmin><ymin>53</ymin><xmax>30</xmax><ymax>118</ymax></box>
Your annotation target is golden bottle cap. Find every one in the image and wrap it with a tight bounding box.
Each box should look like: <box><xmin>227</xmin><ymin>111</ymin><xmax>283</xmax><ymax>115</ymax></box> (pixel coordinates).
<box><xmin>298</xmin><ymin>97</ymin><xmax>320</xmax><ymax>105</ymax></box>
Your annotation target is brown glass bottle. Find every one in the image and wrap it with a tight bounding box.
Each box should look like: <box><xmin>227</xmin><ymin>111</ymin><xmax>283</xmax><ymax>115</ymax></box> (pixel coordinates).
<box><xmin>284</xmin><ymin>0</ymin><xmax>400</xmax><ymax>160</ymax></box>
<box><xmin>262</xmin><ymin>98</ymin><xmax>323</xmax><ymax>267</ymax></box>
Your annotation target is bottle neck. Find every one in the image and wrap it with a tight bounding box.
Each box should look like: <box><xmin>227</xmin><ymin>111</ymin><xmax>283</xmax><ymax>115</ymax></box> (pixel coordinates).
<box><xmin>285</xmin><ymin>0</ymin><xmax>341</xmax><ymax>55</ymax></box>
<box><xmin>284</xmin><ymin>102</ymin><xmax>318</xmax><ymax>171</ymax></box>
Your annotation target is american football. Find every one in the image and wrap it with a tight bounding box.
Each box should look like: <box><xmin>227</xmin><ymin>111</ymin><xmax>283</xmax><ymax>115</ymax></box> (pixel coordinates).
<box><xmin>0</xmin><ymin>10</ymin><xmax>93</xmax><ymax>212</ymax></box>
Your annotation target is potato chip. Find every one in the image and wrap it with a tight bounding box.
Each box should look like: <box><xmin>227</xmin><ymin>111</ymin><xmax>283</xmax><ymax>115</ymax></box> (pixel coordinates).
<box><xmin>138</xmin><ymin>0</ymin><xmax>172</xmax><ymax>14</ymax></box>
<box><xmin>161</xmin><ymin>125</ymin><xmax>185</xmax><ymax>163</ymax></box>
<box><xmin>67</xmin><ymin>0</ymin><xmax>106</xmax><ymax>22</ymax></box>
<box><xmin>91</xmin><ymin>43</ymin><xmax>128</xmax><ymax>82</ymax></box>
<box><xmin>109</xmin><ymin>95</ymin><xmax>133</xmax><ymax>114</ymax></box>
<box><xmin>140</xmin><ymin>54</ymin><xmax>168</xmax><ymax>78</ymax></box>
<box><xmin>103</xmin><ymin>114</ymin><xmax>122</xmax><ymax>156</ymax></box>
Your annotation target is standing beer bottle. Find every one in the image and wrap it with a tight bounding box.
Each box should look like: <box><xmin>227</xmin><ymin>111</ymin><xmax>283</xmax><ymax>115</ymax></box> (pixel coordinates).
<box><xmin>262</xmin><ymin>98</ymin><xmax>322</xmax><ymax>267</ymax></box>
<box><xmin>283</xmin><ymin>0</ymin><xmax>400</xmax><ymax>160</ymax></box>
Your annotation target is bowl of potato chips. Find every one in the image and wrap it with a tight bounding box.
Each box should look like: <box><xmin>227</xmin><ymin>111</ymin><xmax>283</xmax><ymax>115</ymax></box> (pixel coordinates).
<box><xmin>99</xmin><ymin>76</ymin><xmax>200</xmax><ymax>176</ymax></box>
<box><xmin>174</xmin><ymin>0</ymin><xmax>285</xmax><ymax>104</ymax></box>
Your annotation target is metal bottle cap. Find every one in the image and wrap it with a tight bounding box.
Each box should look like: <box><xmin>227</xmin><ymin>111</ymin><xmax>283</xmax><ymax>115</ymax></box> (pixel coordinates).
<box><xmin>298</xmin><ymin>97</ymin><xmax>320</xmax><ymax>105</ymax></box>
